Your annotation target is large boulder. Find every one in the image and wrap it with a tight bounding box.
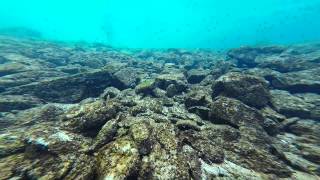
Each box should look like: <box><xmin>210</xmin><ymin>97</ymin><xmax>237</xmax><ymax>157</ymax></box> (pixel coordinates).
<box><xmin>113</xmin><ymin>67</ymin><xmax>140</xmax><ymax>89</ymax></box>
<box><xmin>186</xmin><ymin>69</ymin><xmax>210</xmax><ymax>84</ymax></box>
<box><xmin>0</xmin><ymin>70</ymin><xmax>68</xmax><ymax>88</ymax></box>
<box><xmin>185</xmin><ymin>86</ymin><xmax>212</xmax><ymax>120</ymax></box>
<box><xmin>0</xmin><ymin>95</ymin><xmax>43</xmax><ymax>112</ymax></box>
<box><xmin>208</xmin><ymin>97</ymin><xmax>292</xmax><ymax>177</ymax></box>
<box><xmin>62</xmin><ymin>100</ymin><xmax>120</xmax><ymax>136</ymax></box>
<box><xmin>271</xmin><ymin>90</ymin><xmax>319</xmax><ymax>120</ymax></box>
<box><xmin>272</xmin><ymin>68</ymin><xmax>320</xmax><ymax>94</ymax></box>
<box><xmin>3</xmin><ymin>69</ymin><xmax>116</xmax><ymax>103</ymax></box>
<box><xmin>228</xmin><ymin>45</ymin><xmax>320</xmax><ymax>73</ymax></box>
<box><xmin>246</xmin><ymin>67</ymin><xmax>320</xmax><ymax>94</ymax></box>
<box><xmin>212</xmin><ymin>72</ymin><xmax>271</xmax><ymax>108</ymax></box>
<box><xmin>154</xmin><ymin>73</ymin><xmax>187</xmax><ymax>97</ymax></box>
<box><xmin>209</xmin><ymin>96</ymin><xmax>265</xmax><ymax>129</ymax></box>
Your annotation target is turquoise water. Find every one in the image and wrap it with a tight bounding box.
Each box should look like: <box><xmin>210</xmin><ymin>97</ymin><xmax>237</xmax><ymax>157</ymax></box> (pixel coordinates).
<box><xmin>0</xmin><ymin>0</ymin><xmax>320</xmax><ymax>49</ymax></box>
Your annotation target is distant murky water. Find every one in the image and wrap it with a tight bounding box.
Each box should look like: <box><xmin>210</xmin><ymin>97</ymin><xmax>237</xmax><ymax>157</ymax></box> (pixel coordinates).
<box><xmin>0</xmin><ymin>0</ymin><xmax>320</xmax><ymax>48</ymax></box>
<box><xmin>0</xmin><ymin>1</ymin><xmax>320</xmax><ymax>179</ymax></box>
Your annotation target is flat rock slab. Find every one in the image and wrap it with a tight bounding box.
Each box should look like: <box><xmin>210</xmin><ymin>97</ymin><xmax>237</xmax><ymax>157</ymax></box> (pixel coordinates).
<box><xmin>2</xmin><ymin>70</ymin><xmax>116</xmax><ymax>103</ymax></box>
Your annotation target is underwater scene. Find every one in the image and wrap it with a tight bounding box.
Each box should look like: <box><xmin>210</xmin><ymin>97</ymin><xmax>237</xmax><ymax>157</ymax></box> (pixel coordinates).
<box><xmin>0</xmin><ymin>0</ymin><xmax>320</xmax><ymax>179</ymax></box>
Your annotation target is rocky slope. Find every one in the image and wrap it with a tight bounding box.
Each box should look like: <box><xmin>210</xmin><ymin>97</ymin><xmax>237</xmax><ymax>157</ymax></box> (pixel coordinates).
<box><xmin>0</xmin><ymin>35</ymin><xmax>319</xmax><ymax>179</ymax></box>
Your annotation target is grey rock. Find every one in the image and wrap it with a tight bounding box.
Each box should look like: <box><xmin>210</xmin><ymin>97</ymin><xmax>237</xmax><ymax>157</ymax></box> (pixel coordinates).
<box><xmin>209</xmin><ymin>96</ymin><xmax>265</xmax><ymax>129</ymax></box>
<box><xmin>0</xmin><ymin>95</ymin><xmax>43</xmax><ymax>112</ymax></box>
<box><xmin>271</xmin><ymin>90</ymin><xmax>318</xmax><ymax>120</ymax></box>
<box><xmin>3</xmin><ymin>69</ymin><xmax>115</xmax><ymax>103</ymax></box>
<box><xmin>186</xmin><ymin>69</ymin><xmax>209</xmax><ymax>84</ymax></box>
<box><xmin>155</xmin><ymin>73</ymin><xmax>187</xmax><ymax>97</ymax></box>
<box><xmin>114</xmin><ymin>67</ymin><xmax>140</xmax><ymax>89</ymax></box>
<box><xmin>212</xmin><ymin>72</ymin><xmax>271</xmax><ymax>108</ymax></box>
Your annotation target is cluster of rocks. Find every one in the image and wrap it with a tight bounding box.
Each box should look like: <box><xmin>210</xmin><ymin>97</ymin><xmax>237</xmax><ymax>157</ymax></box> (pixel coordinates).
<box><xmin>0</xmin><ymin>35</ymin><xmax>319</xmax><ymax>179</ymax></box>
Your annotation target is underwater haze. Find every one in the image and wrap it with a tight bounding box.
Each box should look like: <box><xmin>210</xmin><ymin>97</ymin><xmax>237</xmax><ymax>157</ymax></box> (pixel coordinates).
<box><xmin>0</xmin><ymin>0</ymin><xmax>320</xmax><ymax>49</ymax></box>
<box><xmin>1</xmin><ymin>0</ymin><xmax>320</xmax><ymax>179</ymax></box>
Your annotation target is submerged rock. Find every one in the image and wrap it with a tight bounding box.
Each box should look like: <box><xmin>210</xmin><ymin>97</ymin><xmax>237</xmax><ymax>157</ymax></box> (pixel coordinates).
<box><xmin>3</xmin><ymin>69</ymin><xmax>115</xmax><ymax>103</ymax></box>
<box><xmin>186</xmin><ymin>69</ymin><xmax>210</xmax><ymax>84</ymax></box>
<box><xmin>154</xmin><ymin>73</ymin><xmax>187</xmax><ymax>97</ymax></box>
<box><xmin>227</xmin><ymin>46</ymin><xmax>286</xmax><ymax>68</ymax></box>
<box><xmin>212</xmin><ymin>72</ymin><xmax>271</xmax><ymax>108</ymax></box>
<box><xmin>271</xmin><ymin>90</ymin><xmax>319</xmax><ymax>120</ymax></box>
<box><xmin>0</xmin><ymin>95</ymin><xmax>43</xmax><ymax>112</ymax></box>
<box><xmin>97</xmin><ymin>137</ymin><xmax>140</xmax><ymax>179</ymax></box>
<box><xmin>62</xmin><ymin>100</ymin><xmax>120</xmax><ymax>136</ymax></box>
<box><xmin>114</xmin><ymin>67</ymin><xmax>140</xmax><ymax>89</ymax></box>
<box><xmin>0</xmin><ymin>36</ymin><xmax>319</xmax><ymax>179</ymax></box>
<box><xmin>135</xmin><ymin>79</ymin><xmax>155</xmax><ymax>95</ymax></box>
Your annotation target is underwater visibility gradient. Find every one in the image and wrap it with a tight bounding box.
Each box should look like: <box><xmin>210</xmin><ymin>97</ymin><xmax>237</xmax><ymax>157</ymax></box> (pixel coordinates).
<box><xmin>0</xmin><ymin>0</ymin><xmax>320</xmax><ymax>48</ymax></box>
<box><xmin>0</xmin><ymin>0</ymin><xmax>320</xmax><ymax>179</ymax></box>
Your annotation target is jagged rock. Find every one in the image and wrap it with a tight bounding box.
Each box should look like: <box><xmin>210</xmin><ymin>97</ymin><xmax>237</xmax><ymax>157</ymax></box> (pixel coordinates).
<box><xmin>212</xmin><ymin>72</ymin><xmax>271</xmax><ymax>108</ymax></box>
<box><xmin>210</xmin><ymin>60</ymin><xmax>237</xmax><ymax>79</ymax></box>
<box><xmin>62</xmin><ymin>100</ymin><xmax>120</xmax><ymax>136</ymax></box>
<box><xmin>209</xmin><ymin>96</ymin><xmax>265</xmax><ymax>129</ymax></box>
<box><xmin>201</xmin><ymin>124</ymin><xmax>240</xmax><ymax>142</ymax></box>
<box><xmin>97</xmin><ymin>137</ymin><xmax>140</xmax><ymax>179</ymax></box>
<box><xmin>3</xmin><ymin>69</ymin><xmax>115</xmax><ymax>103</ymax></box>
<box><xmin>228</xmin><ymin>45</ymin><xmax>320</xmax><ymax>73</ymax></box>
<box><xmin>273</xmin><ymin>68</ymin><xmax>320</xmax><ymax>93</ymax></box>
<box><xmin>295</xmin><ymin>93</ymin><xmax>320</xmax><ymax>120</ymax></box>
<box><xmin>0</xmin><ymin>35</ymin><xmax>319</xmax><ymax>179</ymax></box>
<box><xmin>176</xmin><ymin>120</ymin><xmax>201</xmax><ymax>131</ymax></box>
<box><xmin>262</xmin><ymin>118</ymin><xmax>281</xmax><ymax>136</ymax></box>
<box><xmin>0</xmin><ymin>133</ymin><xmax>25</xmax><ymax>158</ymax></box>
<box><xmin>0</xmin><ymin>103</ymin><xmax>66</xmax><ymax>129</ymax></box>
<box><xmin>271</xmin><ymin>90</ymin><xmax>317</xmax><ymax>119</ymax></box>
<box><xmin>207</xmin><ymin>96</ymin><xmax>292</xmax><ymax>177</ymax></box>
<box><xmin>89</xmin><ymin>118</ymin><xmax>119</xmax><ymax>152</ymax></box>
<box><xmin>114</xmin><ymin>67</ymin><xmax>140</xmax><ymax>89</ymax></box>
<box><xmin>0</xmin><ymin>70</ymin><xmax>68</xmax><ymax>88</ymax></box>
<box><xmin>100</xmin><ymin>87</ymin><xmax>121</xmax><ymax>100</ymax></box>
<box><xmin>246</xmin><ymin>67</ymin><xmax>320</xmax><ymax>94</ymax></box>
<box><xmin>139</xmin><ymin>122</ymin><xmax>190</xmax><ymax>179</ymax></box>
<box><xmin>228</xmin><ymin>46</ymin><xmax>286</xmax><ymax>68</ymax></box>
<box><xmin>186</xmin><ymin>69</ymin><xmax>210</xmax><ymax>84</ymax></box>
<box><xmin>185</xmin><ymin>87</ymin><xmax>211</xmax><ymax>120</ymax></box>
<box><xmin>154</xmin><ymin>73</ymin><xmax>187</xmax><ymax>97</ymax></box>
<box><xmin>0</xmin><ymin>62</ymin><xmax>31</xmax><ymax>76</ymax></box>
<box><xmin>185</xmin><ymin>88</ymin><xmax>211</xmax><ymax>108</ymax></box>
<box><xmin>179</xmin><ymin>130</ymin><xmax>224</xmax><ymax>164</ymax></box>
<box><xmin>260</xmin><ymin>106</ymin><xmax>286</xmax><ymax>122</ymax></box>
<box><xmin>0</xmin><ymin>95</ymin><xmax>43</xmax><ymax>112</ymax></box>
<box><xmin>135</xmin><ymin>79</ymin><xmax>155</xmax><ymax>95</ymax></box>
<box><xmin>286</xmin><ymin>119</ymin><xmax>320</xmax><ymax>138</ymax></box>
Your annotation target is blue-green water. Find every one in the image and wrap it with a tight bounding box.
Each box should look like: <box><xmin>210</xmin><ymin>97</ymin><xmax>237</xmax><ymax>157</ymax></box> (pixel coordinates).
<box><xmin>0</xmin><ymin>0</ymin><xmax>320</xmax><ymax>49</ymax></box>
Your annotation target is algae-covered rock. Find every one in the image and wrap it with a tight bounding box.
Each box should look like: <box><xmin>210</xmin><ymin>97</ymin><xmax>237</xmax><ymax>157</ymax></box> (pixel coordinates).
<box><xmin>271</xmin><ymin>90</ymin><xmax>316</xmax><ymax>119</ymax></box>
<box><xmin>176</xmin><ymin>120</ymin><xmax>201</xmax><ymax>131</ymax></box>
<box><xmin>186</xmin><ymin>69</ymin><xmax>209</xmax><ymax>84</ymax></box>
<box><xmin>0</xmin><ymin>35</ymin><xmax>319</xmax><ymax>179</ymax></box>
<box><xmin>0</xmin><ymin>95</ymin><xmax>43</xmax><ymax>112</ymax></box>
<box><xmin>114</xmin><ymin>67</ymin><xmax>140</xmax><ymax>89</ymax></box>
<box><xmin>135</xmin><ymin>79</ymin><xmax>155</xmax><ymax>95</ymax></box>
<box><xmin>209</xmin><ymin>96</ymin><xmax>265</xmax><ymax>129</ymax></box>
<box><xmin>3</xmin><ymin>69</ymin><xmax>115</xmax><ymax>103</ymax></box>
<box><xmin>212</xmin><ymin>72</ymin><xmax>271</xmax><ymax>108</ymax></box>
<box><xmin>96</xmin><ymin>137</ymin><xmax>140</xmax><ymax>180</ymax></box>
<box><xmin>154</xmin><ymin>73</ymin><xmax>187</xmax><ymax>97</ymax></box>
<box><xmin>62</xmin><ymin>100</ymin><xmax>120</xmax><ymax>136</ymax></box>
